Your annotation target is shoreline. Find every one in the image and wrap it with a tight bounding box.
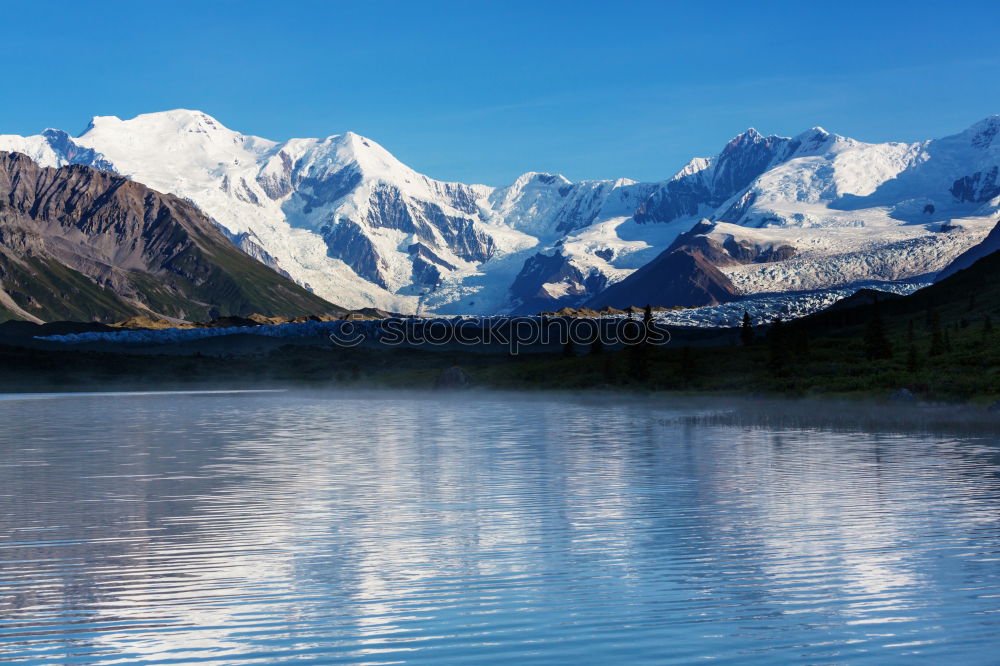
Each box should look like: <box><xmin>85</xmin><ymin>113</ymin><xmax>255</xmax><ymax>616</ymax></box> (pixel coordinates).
<box><xmin>1</xmin><ymin>383</ymin><xmax>996</xmax><ymax>435</ymax></box>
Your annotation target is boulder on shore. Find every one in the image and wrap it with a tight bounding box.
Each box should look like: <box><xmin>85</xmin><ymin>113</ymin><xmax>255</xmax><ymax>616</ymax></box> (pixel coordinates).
<box><xmin>888</xmin><ymin>388</ymin><xmax>916</xmax><ymax>403</ymax></box>
<box><xmin>434</xmin><ymin>366</ymin><xmax>474</xmax><ymax>390</ymax></box>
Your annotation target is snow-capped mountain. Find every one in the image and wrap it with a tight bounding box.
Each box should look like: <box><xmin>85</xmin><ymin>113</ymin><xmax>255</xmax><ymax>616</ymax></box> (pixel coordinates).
<box><xmin>0</xmin><ymin>110</ymin><xmax>997</xmax><ymax>314</ymax></box>
<box><xmin>626</xmin><ymin>120</ymin><xmax>999</xmax><ymax>298</ymax></box>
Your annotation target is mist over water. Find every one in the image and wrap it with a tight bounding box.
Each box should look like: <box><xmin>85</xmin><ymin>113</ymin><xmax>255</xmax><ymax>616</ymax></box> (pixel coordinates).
<box><xmin>1</xmin><ymin>391</ymin><xmax>999</xmax><ymax>664</ymax></box>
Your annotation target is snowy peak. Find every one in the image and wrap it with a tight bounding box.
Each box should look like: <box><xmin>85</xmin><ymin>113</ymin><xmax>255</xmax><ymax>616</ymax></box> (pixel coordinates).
<box><xmin>489</xmin><ymin>172</ymin><xmax>650</xmax><ymax>237</ymax></box>
<box><xmin>964</xmin><ymin>115</ymin><xmax>1000</xmax><ymax>150</ymax></box>
<box><xmin>488</xmin><ymin>172</ymin><xmax>575</xmax><ymax>235</ymax></box>
<box><xmin>796</xmin><ymin>126</ymin><xmax>831</xmax><ymax>139</ymax></box>
<box><xmin>789</xmin><ymin>126</ymin><xmax>840</xmax><ymax>155</ymax></box>
<box><xmin>80</xmin><ymin>109</ymin><xmax>237</xmax><ymax>139</ymax></box>
<box><xmin>71</xmin><ymin>110</ymin><xmax>278</xmax><ymax>201</ymax></box>
<box><xmin>313</xmin><ymin>131</ymin><xmax>422</xmax><ymax>185</ymax></box>
<box><xmin>725</xmin><ymin>127</ymin><xmax>763</xmax><ymax>147</ymax></box>
<box><xmin>634</xmin><ymin>120</ymin><xmax>957</xmax><ymax>228</ymax></box>
<box><xmin>635</xmin><ymin>126</ymin><xmax>796</xmax><ymax>225</ymax></box>
<box><xmin>670</xmin><ymin>157</ymin><xmax>713</xmax><ymax>181</ymax></box>
<box><xmin>77</xmin><ymin>110</ymin><xmax>254</xmax><ymax>159</ymax></box>
<box><xmin>712</xmin><ymin>129</ymin><xmax>791</xmax><ymax>192</ymax></box>
<box><xmin>513</xmin><ymin>171</ymin><xmax>573</xmax><ymax>188</ymax></box>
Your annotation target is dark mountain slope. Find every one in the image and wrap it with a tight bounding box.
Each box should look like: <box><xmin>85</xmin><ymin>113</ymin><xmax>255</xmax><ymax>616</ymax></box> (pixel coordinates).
<box><xmin>585</xmin><ymin>248</ymin><xmax>740</xmax><ymax>309</ymax></box>
<box><xmin>936</xmin><ymin>217</ymin><xmax>1000</xmax><ymax>280</ymax></box>
<box><xmin>0</xmin><ymin>152</ymin><xmax>343</xmax><ymax>322</ymax></box>
<box><xmin>784</xmin><ymin>235</ymin><xmax>1000</xmax><ymax>341</ymax></box>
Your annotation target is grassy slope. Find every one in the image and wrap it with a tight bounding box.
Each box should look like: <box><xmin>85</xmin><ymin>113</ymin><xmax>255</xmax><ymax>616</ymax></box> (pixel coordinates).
<box><xmin>0</xmin><ymin>230</ymin><xmax>341</xmax><ymax>324</ymax></box>
<box><xmin>0</xmin><ymin>254</ymin><xmax>142</xmax><ymax>322</ymax></box>
<box><xmin>183</xmin><ymin>238</ymin><xmax>343</xmax><ymax>318</ymax></box>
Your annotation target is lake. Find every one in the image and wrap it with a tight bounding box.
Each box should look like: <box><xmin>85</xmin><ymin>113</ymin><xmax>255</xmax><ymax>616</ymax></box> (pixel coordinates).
<box><xmin>1</xmin><ymin>391</ymin><xmax>999</xmax><ymax>664</ymax></box>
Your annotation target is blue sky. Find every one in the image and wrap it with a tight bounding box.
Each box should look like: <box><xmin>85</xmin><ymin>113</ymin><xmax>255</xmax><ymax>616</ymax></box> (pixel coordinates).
<box><xmin>3</xmin><ymin>0</ymin><xmax>999</xmax><ymax>184</ymax></box>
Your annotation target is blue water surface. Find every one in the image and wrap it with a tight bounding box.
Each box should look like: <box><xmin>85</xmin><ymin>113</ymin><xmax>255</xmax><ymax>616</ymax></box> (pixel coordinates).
<box><xmin>1</xmin><ymin>391</ymin><xmax>998</xmax><ymax>664</ymax></box>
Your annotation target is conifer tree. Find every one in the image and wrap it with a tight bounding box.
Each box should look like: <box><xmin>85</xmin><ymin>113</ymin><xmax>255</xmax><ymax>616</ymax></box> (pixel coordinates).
<box><xmin>629</xmin><ymin>342</ymin><xmax>651</xmax><ymax>384</ymax></box>
<box><xmin>863</xmin><ymin>298</ymin><xmax>892</xmax><ymax>360</ymax></box>
<box><xmin>680</xmin><ymin>346</ymin><xmax>696</xmax><ymax>384</ymax></box>
<box><xmin>790</xmin><ymin>324</ymin><xmax>810</xmax><ymax>357</ymax></box>
<box><xmin>602</xmin><ymin>353</ymin><xmax>615</xmax><ymax>384</ymax></box>
<box><xmin>928</xmin><ymin>310</ymin><xmax>946</xmax><ymax>357</ymax></box>
<box><xmin>767</xmin><ymin>317</ymin><xmax>787</xmax><ymax>376</ymax></box>
<box><xmin>740</xmin><ymin>310</ymin><xmax>754</xmax><ymax>346</ymax></box>
<box><xmin>642</xmin><ymin>304</ymin><xmax>653</xmax><ymax>346</ymax></box>
<box><xmin>590</xmin><ymin>330</ymin><xmax>604</xmax><ymax>355</ymax></box>
<box><xmin>628</xmin><ymin>307</ymin><xmax>654</xmax><ymax>383</ymax></box>
<box><xmin>906</xmin><ymin>345</ymin><xmax>919</xmax><ymax>372</ymax></box>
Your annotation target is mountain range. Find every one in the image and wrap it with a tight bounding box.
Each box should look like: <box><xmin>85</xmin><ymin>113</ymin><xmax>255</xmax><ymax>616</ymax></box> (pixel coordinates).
<box><xmin>0</xmin><ymin>110</ymin><xmax>998</xmax><ymax>320</ymax></box>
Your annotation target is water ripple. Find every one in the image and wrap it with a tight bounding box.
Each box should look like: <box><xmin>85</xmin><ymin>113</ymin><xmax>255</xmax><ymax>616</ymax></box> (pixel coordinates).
<box><xmin>1</xmin><ymin>391</ymin><xmax>999</xmax><ymax>663</ymax></box>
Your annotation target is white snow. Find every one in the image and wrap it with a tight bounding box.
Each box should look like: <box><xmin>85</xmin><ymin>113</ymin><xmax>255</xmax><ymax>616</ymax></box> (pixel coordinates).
<box><xmin>0</xmin><ymin>133</ymin><xmax>64</xmax><ymax>167</ymax></box>
<box><xmin>707</xmin><ymin>214</ymin><xmax>995</xmax><ymax>294</ymax></box>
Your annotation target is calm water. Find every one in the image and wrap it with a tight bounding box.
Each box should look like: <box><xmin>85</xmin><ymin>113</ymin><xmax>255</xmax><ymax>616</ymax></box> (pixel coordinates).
<box><xmin>1</xmin><ymin>391</ymin><xmax>999</xmax><ymax>664</ymax></box>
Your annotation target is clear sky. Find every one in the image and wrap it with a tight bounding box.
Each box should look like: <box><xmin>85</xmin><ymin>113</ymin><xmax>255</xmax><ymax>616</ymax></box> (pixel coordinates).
<box><xmin>3</xmin><ymin>0</ymin><xmax>999</xmax><ymax>185</ymax></box>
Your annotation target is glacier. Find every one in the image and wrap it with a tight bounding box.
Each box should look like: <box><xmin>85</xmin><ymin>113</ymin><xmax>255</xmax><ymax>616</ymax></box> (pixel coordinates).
<box><xmin>36</xmin><ymin>280</ymin><xmax>929</xmax><ymax>348</ymax></box>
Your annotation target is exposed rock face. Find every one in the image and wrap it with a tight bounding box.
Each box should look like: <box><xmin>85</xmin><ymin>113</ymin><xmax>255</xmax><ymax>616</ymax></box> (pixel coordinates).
<box><xmin>256</xmin><ymin>150</ymin><xmax>296</xmax><ymax>200</ymax></box>
<box><xmin>296</xmin><ymin>164</ymin><xmax>364</xmax><ymax>213</ymax></box>
<box><xmin>408</xmin><ymin>243</ymin><xmax>456</xmax><ymax>289</ymax></box>
<box><xmin>550</xmin><ymin>179</ymin><xmax>653</xmax><ymax>233</ymax></box>
<box><xmin>585</xmin><ymin>248</ymin><xmax>740</xmax><ymax>309</ymax></box>
<box><xmin>323</xmin><ymin>219</ymin><xmax>388</xmax><ymax>289</ymax></box>
<box><xmin>0</xmin><ymin>151</ymin><xmax>341</xmax><ymax>322</ymax></box>
<box><xmin>634</xmin><ymin>130</ymin><xmax>796</xmax><ymax>225</ymax></box>
<box><xmin>38</xmin><ymin>129</ymin><xmax>117</xmax><ymax>172</ymax></box>
<box><xmin>663</xmin><ymin>219</ymin><xmax>798</xmax><ymax>266</ymax></box>
<box><xmin>230</xmin><ymin>230</ymin><xmax>295</xmax><ymax>281</ymax></box>
<box><xmin>951</xmin><ymin>166</ymin><xmax>1000</xmax><ymax>203</ymax></box>
<box><xmin>508</xmin><ymin>252</ymin><xmax>608</xmax><ymax>314</ymax></box>
<box><xmin>486</xmin><ymin>173</ymin><xmax>653</xmax><ymax>236</ymax></box>
<box><xmin>318</xmin><ymin>182</ymin><xmax>495</xmax><ymax>290</ymax></box>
